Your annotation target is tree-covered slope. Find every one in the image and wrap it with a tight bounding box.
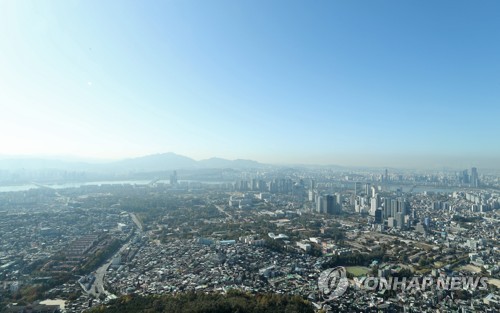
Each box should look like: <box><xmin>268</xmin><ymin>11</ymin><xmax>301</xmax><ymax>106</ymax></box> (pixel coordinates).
<box><xmin>89</xmin><ymin>291</ymin><xmax>314</xmax><ymax>313</ymax></box>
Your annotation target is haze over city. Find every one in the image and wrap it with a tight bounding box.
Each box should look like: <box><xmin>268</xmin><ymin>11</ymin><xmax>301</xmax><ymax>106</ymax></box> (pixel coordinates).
<box><xmin>1</xmin><ymin>2</ymin><xmax>500</xmax><ymax>312</ymax></box>
<box><xmin>1</xmin><ymin>1</ymin><xmax>499</xmax><ymax>168</ymax></box>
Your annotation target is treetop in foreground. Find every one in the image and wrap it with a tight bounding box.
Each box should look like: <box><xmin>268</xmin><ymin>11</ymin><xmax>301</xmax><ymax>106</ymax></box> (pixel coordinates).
<box><xmin>89</xmin><ymin>291</ymin><xmax>314</xmax><ymax>313</ymax></box>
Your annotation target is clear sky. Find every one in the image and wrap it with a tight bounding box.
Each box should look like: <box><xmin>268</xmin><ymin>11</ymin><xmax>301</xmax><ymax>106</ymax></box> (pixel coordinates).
<box><xmin>1</xmin><ymin>0</ymin><xmax>499</xmax><ymax>167</ymax></box>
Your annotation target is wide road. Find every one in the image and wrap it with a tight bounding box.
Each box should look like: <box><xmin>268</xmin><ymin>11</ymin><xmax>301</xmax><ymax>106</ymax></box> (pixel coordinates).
<box><xmin>84</xmin><ymin>238</ymin><xmax>133</xmax><ymax>299</ymax></box>
<box><xmin>82</xmin><ymin>214</ymin><xmax>143</xmax><ymax>299</ymax></box>
<box><xmin>91</xmin><ymin>259</ymin><xmax>111</xmax><ymax>297</ymax></box>
<box><xmin>130</xmin><ymin>213</ymin><xmax>144</xmax><ymax>232</ymax></box>
<box><xmin>215</xmin><ymin>204</ymin><xmax>232</xmax><ymax>219</ymax></box>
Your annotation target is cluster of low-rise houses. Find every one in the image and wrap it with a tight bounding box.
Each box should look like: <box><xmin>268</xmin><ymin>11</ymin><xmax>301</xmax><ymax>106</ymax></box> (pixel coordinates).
<box><xmin>102</xmin><ymin>239</ymin><xmax>323</xmax><ymax>298</ymax></box>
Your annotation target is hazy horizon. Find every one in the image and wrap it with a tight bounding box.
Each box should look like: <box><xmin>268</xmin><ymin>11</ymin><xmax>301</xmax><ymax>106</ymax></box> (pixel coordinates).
<box><xmin>0</xmin><ymin>152</ymin><xmax>498</xmax><ymax>170</ymax></box>
<box><xmin>1</xmin><ymin>1</ymin><xmax>499</xmax><ymax>169</ymax></box>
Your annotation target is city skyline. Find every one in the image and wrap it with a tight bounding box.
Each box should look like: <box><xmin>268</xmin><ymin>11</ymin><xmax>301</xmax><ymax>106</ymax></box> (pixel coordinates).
<box><xmin>1</xmin><ymin>1</ymin><xmax>499</xmax><ymax>167</ymax></box>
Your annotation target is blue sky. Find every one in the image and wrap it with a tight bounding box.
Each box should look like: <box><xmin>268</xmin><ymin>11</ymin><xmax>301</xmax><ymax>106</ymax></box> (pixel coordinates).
<box><xmin>1</xmin><ymin>0</ymin><xmax>499</xmax><ymax>167</ymax></box>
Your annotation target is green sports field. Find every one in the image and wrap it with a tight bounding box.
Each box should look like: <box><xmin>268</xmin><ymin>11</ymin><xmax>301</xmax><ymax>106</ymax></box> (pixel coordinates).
<box><xmin>346</xmin><ymin>266</ymin><xmax>371</xmax><ymax>276</ymax></box>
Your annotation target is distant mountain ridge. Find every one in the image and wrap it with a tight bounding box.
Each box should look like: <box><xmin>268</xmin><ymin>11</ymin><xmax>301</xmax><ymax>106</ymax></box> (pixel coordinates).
<box><xmin>198</xmin><ymin>157</ymin><xmax>261</xmax><ymax>169</ymax></box>
<box><xmin>0</xmin><ymin>153</ymin><xmax>266</xmax><ymax>172</ymax></box>
<box><xmin>110</xmin><ymin>153</ymin><xmax>198</xmax><ymax>172</ymax></box>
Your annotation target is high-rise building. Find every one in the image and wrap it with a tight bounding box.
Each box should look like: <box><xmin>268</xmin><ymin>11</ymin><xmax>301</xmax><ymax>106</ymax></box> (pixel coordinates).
<box><xmin>316</xmin><ymin>194</ymin><xmax>341</xmax><ymax>215</ymax></box>
<box><xmin>335</xmin><ymin>193</ymin><xmax>342</xmax><ymax>210</ymax></box>
<box><xmin>236</xmin><ymin>180</ymin><xmax>249</xmax><ymax>191</ymax></box>
<box><xmin>390</xmin><ymin>199</ymin><xmax>398</xmax><ymax>217</ymax></box>
<box><xmin>251</xmin><ymin>179</ymin><xmax>258</xmax><ymax>191</ymax></box>
<box><xmin>258</xmin><ymin>180</ymin><xmax>268</xmax><ymax>192</ymax></box>
<box><xmin>170</xmin><ymin>170</ymin><xmax>178</xmax><ymax>185</ymax></box>
<box><xmin>354</xmin><ymin>182</ymin><xmax>360</xmax><ymax>197</ymax></box>
<box><xmin>354</xmin><ymin>197</ymin><xmax>362</xmax><ymax>213</ymax></box>
<box><xmin>396</xmin><ymin>212</ymin><xmax>405</xmax><ymax>229</ymax></box>
<box><xmin>460</xmin><ymin>170</ymin><xmax>470</xmax><ymax>184</ymax></box>
<box><xmin>370</xmin><ymin>197</ymin><xmax>379</xmax><ymax>215</ymax></box>
<box><xmin>470</xmin><ymin>167</ymin><xmax>479</xmax><ymax>187</ymax></box>
<box><xmin>308</xmin><ymin>179</ymin><xmax>316</xmax><ymax>190</ymax></box>
<box><xmin>387</xmin><ymin>217</ymin><xmax>396</xmax><ymax>228</ymax></box>
<box><xmin>397</xmin><ymin>198</ymin><xmax>407</xmax><ymax>215</ymax></box>
<box><xmin>308</xmin><ymin>190</ymin><xmax>315</xmax><ymax>202</ymax></box>
<box><xmin>383</xmin><ymin>197</ymin><xmax>391</xmax><ymax>219</ymax></box>
<box><xmin>374</xmin><ymin>208</ymin><xmax>383</xmax><ymax>224</ymax></box>
<box><xmin>325</xmin><ymin>195</ymin><xmax>334</xmax><ymax>215</ymax></box>
<box><xmin>316</xmin><ymin>195</ymin><xmax>324</xmax><ymax>213</ymax></box>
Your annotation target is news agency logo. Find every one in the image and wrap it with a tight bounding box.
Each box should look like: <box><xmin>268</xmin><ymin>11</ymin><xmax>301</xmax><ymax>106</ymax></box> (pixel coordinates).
<box><xmin>353</xmin><ymin>276</ymin><xmax>489</xmax><ymax>292</ymax></box>
<box><xmin>318</xmin><ymin>266</ymin><xmax>489</xmax><ymax>303</ymax></box>
<box><xmin>318</xmin><ymin>266</ymin><xmax>349</xmax><ymax>301</ymax></box>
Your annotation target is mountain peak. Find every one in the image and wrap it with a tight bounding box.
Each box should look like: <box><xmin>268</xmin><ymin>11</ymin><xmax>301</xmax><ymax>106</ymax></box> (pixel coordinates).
<box><xmin>0</xmin><ymin>153</ymin><xmax>265</xmax><ymax>173</ymax></box>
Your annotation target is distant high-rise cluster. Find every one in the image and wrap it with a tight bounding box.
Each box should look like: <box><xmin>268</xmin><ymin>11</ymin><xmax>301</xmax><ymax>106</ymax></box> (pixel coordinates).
<box><xmin>306</xmin><ymin>178</ymin><xmax>342</xmax><ymax>215</ymax></box>
<box><xmin>234</xmin><ymin>178</ymin><xmax>294</xmax><ymax>193</ymax></box>
<box><xmin>458</xmin><ymin>167</ymin><xmax>480</xmax><ymax>187</ymax></box>
<box><xmin>315</xmin><ymin>194</ymin><xmax>341</xmax><ymax>215</ymax></box>
<box><xmin>353</xmin><ymin>177</ymin><xmax>411</xmax><ymax>230</ymax></box>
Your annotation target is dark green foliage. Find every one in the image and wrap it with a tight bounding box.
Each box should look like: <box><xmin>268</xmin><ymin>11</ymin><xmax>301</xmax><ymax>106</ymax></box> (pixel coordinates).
<box><xmin>88</xmin><ymin>291</ymin><xmax>314</xmax><ymax>313</ymax></box>
<box><xmin>264</xmin><ymin>238</ymin><xmax>286</xmax><ymax>253</ymax></box>
<box><xmin>451</xmin><ymin>216</ymin><xmax>481</xmax><ymax>223</ymax></box>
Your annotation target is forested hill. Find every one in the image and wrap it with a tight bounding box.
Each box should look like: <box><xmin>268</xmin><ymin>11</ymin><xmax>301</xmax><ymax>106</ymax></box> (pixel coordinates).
<box><xmin>88</xmin><ymin>292</ymin><xmax>315</xmax><ymax>313</ymax></box>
